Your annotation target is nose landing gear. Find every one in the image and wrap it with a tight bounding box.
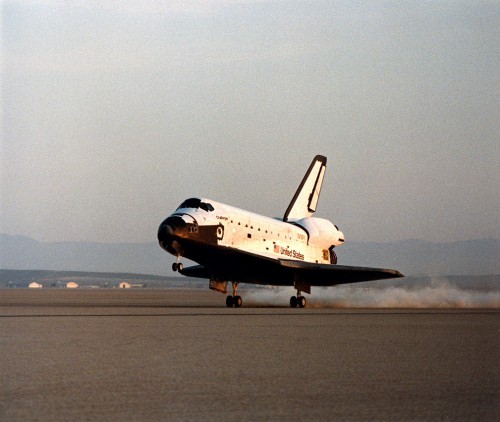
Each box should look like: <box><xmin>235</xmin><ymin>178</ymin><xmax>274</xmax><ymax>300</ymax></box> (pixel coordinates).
<box><xmin>172</xmin><ymin>256</ymin><xmax>183</xmax><ymax>272</ymax></box>
<box><xmin>172</xmin><ymin>262</ymin><xmax>184</xmax><ymax>272</ymax></box>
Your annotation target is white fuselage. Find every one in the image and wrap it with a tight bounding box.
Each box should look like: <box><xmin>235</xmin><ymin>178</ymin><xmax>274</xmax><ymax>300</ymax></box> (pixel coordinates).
<box><xmin>170</xmin><ymin>198</ymin><xmax>344</xmax><ymax>265</ymax></box>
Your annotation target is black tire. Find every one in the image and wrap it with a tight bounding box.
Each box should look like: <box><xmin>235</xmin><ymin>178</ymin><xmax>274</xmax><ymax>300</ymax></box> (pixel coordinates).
<box><xmin>177</xmin><ymin>263</ymin><xmax>183</xmax><ymax>272</ymax></box>
<box><xmin>298</xmin><ymin>296</ymin><xmax>306</xmax><ymax>308</ymax></box>
<box><xmin>226</xmin><ymin>295</ymin><xmax>234</xmax><ymax>307</ymax></box>
<box><xmin>234</xmin><ymin>295</ymin><xmax>242</xmax><ymax>308</ymax></box>
<box><xmin>290</xmin><ymin>296</ymin><xmax>298</xmax><ymax>308</ymax></box>
<box><xmin>172</xmin><ymin>263</ymin><xmax>178</xmax><ymax>272</ymax></box>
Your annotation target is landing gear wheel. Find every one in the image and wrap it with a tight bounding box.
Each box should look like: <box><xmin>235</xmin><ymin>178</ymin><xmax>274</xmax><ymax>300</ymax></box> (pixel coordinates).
<box><xmin>227</xmin><ymin>282</ymin><xmax>242</xmax><ymax>308</ymax></box>
<box><xmin>298</xmin><ymin>296</ymin><xmax>306</xmax><ymax>308</ymax></box>
<box><xmin>290</xmin><ymin>296</ymin><xmax>298</xmax><ymax>308</ymax></box>
<box><xmin>172</xmin><ymin>262</ymin><xmax>183</xmax><ymax>272</ymax></box>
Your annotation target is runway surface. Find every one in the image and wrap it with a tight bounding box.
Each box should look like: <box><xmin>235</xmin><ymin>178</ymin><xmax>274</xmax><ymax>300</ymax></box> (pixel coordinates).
<box><xmin>1</xmin><ymin>289</ymin><xmax>499</xmax><ymax>421</ymax></box>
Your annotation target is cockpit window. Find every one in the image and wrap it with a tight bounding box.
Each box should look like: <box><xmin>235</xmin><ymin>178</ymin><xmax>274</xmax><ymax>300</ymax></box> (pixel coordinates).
<box><xmin>177</xmin><ymin>198</ymin><xmax>201</xmax><ymax>210</ymax></box>
<box><xmin>201</xmin><ymin>202</ymin><xmax>215</xmax><ymax>212</ymax></box>
<box><xmin>176</xmin><ymin>198</ymin><xmax>214</xmax><ymax>212</ymax></box>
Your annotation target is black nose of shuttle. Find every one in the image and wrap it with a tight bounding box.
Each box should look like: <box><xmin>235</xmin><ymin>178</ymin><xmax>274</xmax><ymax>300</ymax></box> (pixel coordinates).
<box><xmin>158</xmin><ymin>215</ymin><xmax>195</xmax><ymax>247</ymax></box>
<box><xmin>157</xmin><ymin>223</ymin><xmax>174</xmax><ymax>245</ymax></box>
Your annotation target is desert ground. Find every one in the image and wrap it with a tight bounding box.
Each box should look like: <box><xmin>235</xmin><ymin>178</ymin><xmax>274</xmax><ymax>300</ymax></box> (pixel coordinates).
<box><xmin>1</xmin><ymin>289</ymin><xmax>498</xmax><ymax>421</ymax></box>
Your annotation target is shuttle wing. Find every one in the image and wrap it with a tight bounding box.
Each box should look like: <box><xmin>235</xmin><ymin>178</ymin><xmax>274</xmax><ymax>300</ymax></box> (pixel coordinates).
<box><xmin>283</xmin><ymin>155</ymin><xmax>327</xmax><ymax>221</ymax></box>
<box><xmin>279</xmin><ymin>259</ymin><xmax>404</xmax><ymax>286</ymax></box>
<box><xmin>179</xmin><ymin>246</ymin><xmax>403</xmax><ymax>287</ymax></box>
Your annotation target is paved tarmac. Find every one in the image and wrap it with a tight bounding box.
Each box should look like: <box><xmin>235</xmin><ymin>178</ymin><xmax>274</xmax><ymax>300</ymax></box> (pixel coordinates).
<box><xmin>1</xmin><ymin>289</ymin><xmax>498</xmax><ymax>421</ymax></box>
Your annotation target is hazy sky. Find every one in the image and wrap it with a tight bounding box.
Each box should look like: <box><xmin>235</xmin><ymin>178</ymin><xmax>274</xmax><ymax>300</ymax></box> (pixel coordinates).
<box><xmin>1</xmin><ymin>0</ymin><xmax>499</xmax><ymax>244</ymax></box>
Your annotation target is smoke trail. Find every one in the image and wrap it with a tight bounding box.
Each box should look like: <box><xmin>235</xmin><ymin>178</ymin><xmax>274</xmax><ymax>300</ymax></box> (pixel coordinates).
<box><xmin>244</xmin><ymin>278</ymin><xmax>500</xmax><ymax>308</ymax></box>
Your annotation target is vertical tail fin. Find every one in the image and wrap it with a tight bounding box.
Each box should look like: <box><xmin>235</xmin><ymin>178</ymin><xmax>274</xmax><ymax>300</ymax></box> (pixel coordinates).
<box><xmin>283</xmin><ymin>155</ymin><xmax>327</xmax><ymax>221</ymax></box>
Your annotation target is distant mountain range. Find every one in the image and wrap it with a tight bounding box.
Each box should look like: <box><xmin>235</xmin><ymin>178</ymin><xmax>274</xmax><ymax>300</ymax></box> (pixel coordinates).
<box><xmin>1</xmin><ymin>234</ymin><xmax>499</xmax><ymax>277</ymax></box>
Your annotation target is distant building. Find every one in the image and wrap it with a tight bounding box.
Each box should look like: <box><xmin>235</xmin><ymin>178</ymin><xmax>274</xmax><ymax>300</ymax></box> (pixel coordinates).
<box><xmin>66</xmin><ymin>282</ymin><xmax>79</xmax><ymax>289</ymax></box>
<box><xmin>119</xmin><ymin>282</ymin><xmax>131</xmax><ymax>289</ymax></box>
<box><xmin>29</xmin><ymin>282</ymin><xmax>42</xmax><ymax>288</ymax></box>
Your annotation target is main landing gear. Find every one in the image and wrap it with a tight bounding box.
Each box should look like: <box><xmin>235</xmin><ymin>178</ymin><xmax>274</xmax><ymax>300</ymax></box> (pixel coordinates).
<box><xmin>290</xmin><ymin>292</ymin><xmax>307</xmax><ymax>308</ymax></box>
<box><xmin>226</xmin><ymin>282</ymin><xmax>242</xmax><ymax>308</ymax></box>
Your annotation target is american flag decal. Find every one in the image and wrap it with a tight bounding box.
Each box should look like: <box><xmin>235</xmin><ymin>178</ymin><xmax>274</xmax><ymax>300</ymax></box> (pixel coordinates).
<box><xmin>274</xmin><ymin>244</ymin><xmax>280</xmax><ymax>253</ymax></box>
